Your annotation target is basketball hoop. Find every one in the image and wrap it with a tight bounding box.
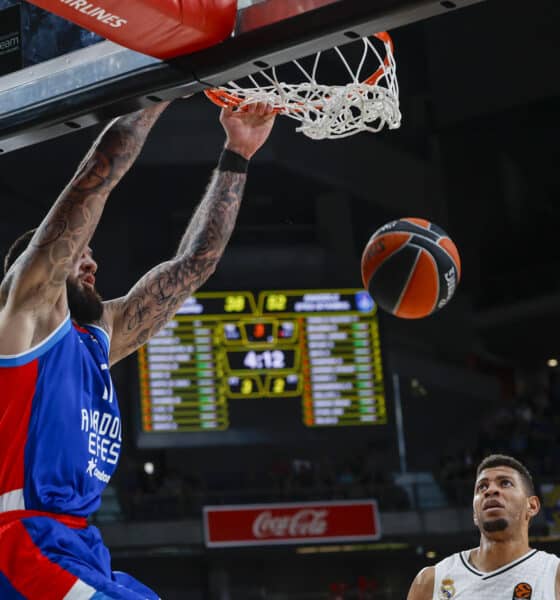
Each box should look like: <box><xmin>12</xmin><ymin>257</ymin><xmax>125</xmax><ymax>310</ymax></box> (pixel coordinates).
<box><xmin>205</xmin><ymin>32</ymin><xmax>401</xmax><ymax>140</ymax></box>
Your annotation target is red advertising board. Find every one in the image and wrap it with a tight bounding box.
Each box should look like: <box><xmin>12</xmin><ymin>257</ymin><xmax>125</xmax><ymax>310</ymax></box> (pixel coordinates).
<box><xmin>203</xmin><ymin>500</ymin><xmax>381</xmax><ymax>547</ymax></box>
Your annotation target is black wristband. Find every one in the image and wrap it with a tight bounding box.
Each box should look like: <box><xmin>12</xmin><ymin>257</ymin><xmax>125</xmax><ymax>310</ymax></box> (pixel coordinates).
<box><xmin>218</xmin><ymin>149</ymin><xmax>249</xmax><ymax>173</ymax></box>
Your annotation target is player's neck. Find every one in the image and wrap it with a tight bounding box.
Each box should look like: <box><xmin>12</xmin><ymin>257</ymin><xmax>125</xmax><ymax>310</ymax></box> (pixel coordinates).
<box><xmin>471</xmin><ymin>536</ymin><xmax>531</xmax><ymax>572</ymax></box>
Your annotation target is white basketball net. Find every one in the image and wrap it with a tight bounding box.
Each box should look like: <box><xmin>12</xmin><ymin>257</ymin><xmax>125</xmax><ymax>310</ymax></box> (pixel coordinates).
<box><xmin>206</xmin><ymin>34</ymin><xmax>401</xmax><ymax>140</ymax></box>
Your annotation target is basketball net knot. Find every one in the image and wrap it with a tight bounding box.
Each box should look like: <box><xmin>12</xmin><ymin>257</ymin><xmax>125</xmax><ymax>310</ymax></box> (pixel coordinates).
<box><xmin>294</xmin><ymin>83</ymin><xmax>401</xmax><ymax>140</ymax></box>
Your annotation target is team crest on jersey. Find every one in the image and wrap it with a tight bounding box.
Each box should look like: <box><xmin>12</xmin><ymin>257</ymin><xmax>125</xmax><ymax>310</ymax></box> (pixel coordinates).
<box><xmin>439</xmin><ymin>578</ymin><xmax>456</xmax><ymax>599</ymax></box>
<box><xmin>512</xmin><ymin>582</ymin><xmax>532</xmax><ymax>599</ymax></box>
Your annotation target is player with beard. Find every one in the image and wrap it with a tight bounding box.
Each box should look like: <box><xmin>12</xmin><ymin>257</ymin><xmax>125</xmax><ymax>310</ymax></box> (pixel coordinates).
<box><xmin>407</xmin><ymin>454</ymin><xmax>560</xmax><ymax>599</ymax></box>
<box><xmin>0</xmin><ymin>100</ymin><xmax>275</xmax><ymax>599</ymax></box>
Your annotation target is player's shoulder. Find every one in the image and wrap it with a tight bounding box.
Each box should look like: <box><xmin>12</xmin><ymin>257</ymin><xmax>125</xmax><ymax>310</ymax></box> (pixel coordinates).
<box><xmin>409</xmin><ymin>550</ymin><xmax>469</xmax><ymax>599</ymax></box>
<box><xmin>545</xmin><ymin>551</ymin><xmax>560</xmax><ymax>600</ymax></box>
<box><xmin>407</xmin><ymin>566</ymin><xmax>435</xmax><ymax>600</ymax></box>
<box><xmin>415</xmin><ymin>565</ymin><xmax>436</xmax><ymax>585</ymax></box>
<box><xmin>531</xmin><ymin>548</ymin><xmax>560</xmax><ymax>567</ymax></box>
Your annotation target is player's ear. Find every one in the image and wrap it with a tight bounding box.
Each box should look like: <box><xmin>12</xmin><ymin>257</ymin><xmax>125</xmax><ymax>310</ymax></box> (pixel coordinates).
<box><xmin>473</xmin><ymin>509</ymin><xmax>479</xmax><ymax>527</ymax></box>
<box><xmin>527</xmin><ymin>495</ymin><xmax>540</xmax><ymax>519</ymax></box>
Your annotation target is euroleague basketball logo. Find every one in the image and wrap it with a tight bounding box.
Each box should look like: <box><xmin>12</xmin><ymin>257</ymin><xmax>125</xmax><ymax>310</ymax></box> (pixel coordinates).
<box><xmin>513</xmin><ymin>582</ymin><xmax>532</xmax><ymax>599</ymax></box>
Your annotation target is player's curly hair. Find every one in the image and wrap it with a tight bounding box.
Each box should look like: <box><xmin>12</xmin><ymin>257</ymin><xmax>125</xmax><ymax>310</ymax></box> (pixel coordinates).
<box><xmin>3</xmin><ymin>228</ymin><xmax>36</xmax><ymax>277</ymax></box>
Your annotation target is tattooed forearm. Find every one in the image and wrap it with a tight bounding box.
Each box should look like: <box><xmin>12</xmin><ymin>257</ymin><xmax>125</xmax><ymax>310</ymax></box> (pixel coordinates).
<box><xmin>30</xmin><ymin>102</ymin><xmax>170</xmax><ymax>288</ymax></box>
<box><xmin>112</xmin><ymin>169</ymin><xmax>246</xmax><ymax>358</ymax></box>
<box><xmin>176</xmin><ymin>170</ymin><xmax>246</xmax><ymax>259</ymax></box>
<box><xmin>71</xmin><ymin>102</ymin><xmax>170</xmax><ymax>195</ymax></box>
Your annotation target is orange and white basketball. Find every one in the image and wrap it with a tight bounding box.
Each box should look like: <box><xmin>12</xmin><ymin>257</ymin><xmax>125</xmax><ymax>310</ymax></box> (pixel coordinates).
<box><xmin>361</xmin><ymin>218</ymin><xmax>461</xmax><ymax>319</ymax></box>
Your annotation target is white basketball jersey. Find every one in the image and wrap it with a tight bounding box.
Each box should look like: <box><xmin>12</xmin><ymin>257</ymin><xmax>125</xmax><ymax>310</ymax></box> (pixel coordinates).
<box><xmin>433</xmin><ymin>548</ymin><xmax>559</xmax><ymax>599</ymax></box>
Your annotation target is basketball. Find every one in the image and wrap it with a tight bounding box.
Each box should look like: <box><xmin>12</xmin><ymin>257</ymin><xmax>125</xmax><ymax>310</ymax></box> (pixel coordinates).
<box><xmin>361</xmin><ymin>217</ymin><xmax>461</xmax><ymax>319</ymax></box>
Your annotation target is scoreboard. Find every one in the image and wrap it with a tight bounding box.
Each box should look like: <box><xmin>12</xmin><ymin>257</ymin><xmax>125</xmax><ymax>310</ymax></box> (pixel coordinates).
<box><xmin>137</xmin><ymin>289</ymin><xmax>387</xmax><ymax>446</ymax></box>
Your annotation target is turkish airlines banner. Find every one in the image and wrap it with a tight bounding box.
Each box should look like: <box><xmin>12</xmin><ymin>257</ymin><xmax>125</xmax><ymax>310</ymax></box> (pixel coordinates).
<box><xmin>203</xmin><ymin>500</ymin><xmax>381</xmax><ymax>547</ymax></box>
<box><xmin>25</xmin><ymin>0</ymin><xmax>237</xmax><ymax>59</ymax></box>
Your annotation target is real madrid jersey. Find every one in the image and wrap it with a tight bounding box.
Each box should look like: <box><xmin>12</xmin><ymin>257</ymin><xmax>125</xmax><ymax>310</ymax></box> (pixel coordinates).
<box><xmin>0</xmin><ymin>315</ymin><xmax>121</xmax><ymax>516</ymax></box>
<box><xmin>433</xmin><ymin>548</ymin><xmax>559</xmax><ymax>599</ymax></box>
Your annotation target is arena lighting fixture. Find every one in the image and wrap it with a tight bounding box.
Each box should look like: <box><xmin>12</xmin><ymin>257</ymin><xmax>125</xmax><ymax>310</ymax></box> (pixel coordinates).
<box><xmin>143</xmin><ymin>461</ymin><xmax>155</xmax><ymax>475</ymax></box>
<box><xmin>426</xmin><ymin>550</ymin><xmax>437</xmax><ymax>559</ymax></box>
<box><xmin>547</xmin><ymin>359</ymin><xmax>558</xmax><ymax>368</ymax></box>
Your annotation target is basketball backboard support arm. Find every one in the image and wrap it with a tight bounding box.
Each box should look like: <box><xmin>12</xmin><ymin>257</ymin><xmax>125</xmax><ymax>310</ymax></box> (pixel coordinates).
<box><xmin>0</xmin><ymin>0</ymin><xmax>485</xmax><ymax>154</ymax></box>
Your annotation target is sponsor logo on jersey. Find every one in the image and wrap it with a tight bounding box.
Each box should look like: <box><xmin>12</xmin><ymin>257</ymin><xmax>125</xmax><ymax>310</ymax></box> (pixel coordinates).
<box><xmin>86</xmin><ymin>458</ymin><xmax>111</xmax><ymax>483</ymax></box>
<box><xmin>81</xmin><ymin>408</ymin><xmax>121</xmax><ymax>466</ymax></box>
<box><xmin>513</xmin><ymin>582</ymin><xmax>532</xmax><ymax>599</ymax></box>
<box><xmin>439</xmin><ymin>578</ymin><xmax>456</xmax><ymax>599</ymax></box>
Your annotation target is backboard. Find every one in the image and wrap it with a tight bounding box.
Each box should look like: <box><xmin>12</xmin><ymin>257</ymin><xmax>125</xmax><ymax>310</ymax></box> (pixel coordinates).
<box><xmin>0</xmin><ymin>0</ymin><xmax>486</xmax><ymax>154</ymax></box>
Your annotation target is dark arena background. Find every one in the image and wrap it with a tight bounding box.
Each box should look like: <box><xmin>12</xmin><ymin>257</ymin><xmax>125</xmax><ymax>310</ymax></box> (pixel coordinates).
<box><xmin>2</xmin><ymin>0</ymin><xmax>560</xmax><ymax>598</ymax></box>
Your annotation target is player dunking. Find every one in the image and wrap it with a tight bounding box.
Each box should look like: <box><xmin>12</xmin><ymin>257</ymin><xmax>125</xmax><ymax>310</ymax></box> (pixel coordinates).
<box><xmin>0</xmin><ymin>101</ymin><xmax>275</xmax><ymax>599</ymax></box>
<box><xmin>407</xmin><ymin>454</ymin><xmax>560</xmax><ymax>599</ymax></box>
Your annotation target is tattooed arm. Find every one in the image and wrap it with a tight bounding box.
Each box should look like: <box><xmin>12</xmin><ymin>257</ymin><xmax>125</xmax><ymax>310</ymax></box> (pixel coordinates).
<box><xmin>105</xmin><ymin>103</ymin><xmax>276</xmax><ymax>365</ymax></box>
<box><xmin>0</xmin><ymin>103</ymin><xmax>169</xmax><ymax>353</ymax></box>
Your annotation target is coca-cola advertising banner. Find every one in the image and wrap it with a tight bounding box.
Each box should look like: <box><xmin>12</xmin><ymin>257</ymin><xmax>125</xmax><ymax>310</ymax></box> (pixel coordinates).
<box><xmin>203</xmin><ymin>500</ymin><xmax>381</xmax><ymax>547</ymax></box>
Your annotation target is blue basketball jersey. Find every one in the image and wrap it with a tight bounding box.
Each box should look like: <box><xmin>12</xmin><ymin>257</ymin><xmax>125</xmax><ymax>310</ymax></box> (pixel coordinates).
<box><xmin>0</xmin><ymin>314</ymin><xmax>121</xmax><ymax>516</ymax></box>
<box><xmin>0</xmin><ymin>316</ymin><xmax>160</xmax><ymax>598</ymax></box>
